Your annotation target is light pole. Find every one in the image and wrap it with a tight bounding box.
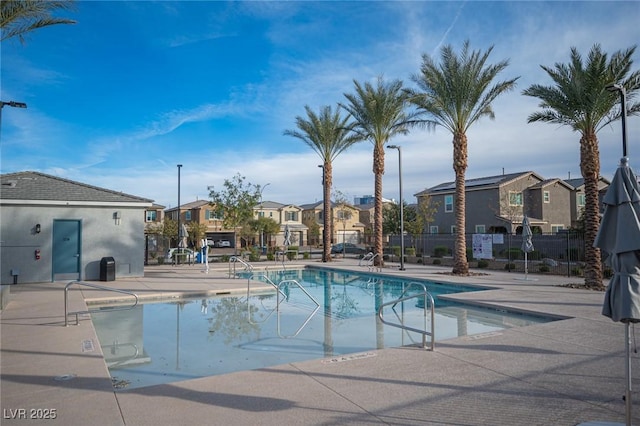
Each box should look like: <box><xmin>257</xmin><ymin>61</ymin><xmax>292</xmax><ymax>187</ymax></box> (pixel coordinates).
<box><xmin>259</xmin><ymin>182</ymin><xmax>271</xmax><ymax>253</ymax></box>
<box><xmin>177</xmin><ymin>164</ymin><xmax>182</xmax><ymax>251</ymax></box>
<box><xmin>318</xmin><ymin>165</ymin><xmax>327</xmax><ymax>262</ymax></box>
<box><xmin>606</xmin><ymin>83</ymin><xmax>628</xmax><ymax>157</ymax></box>
<box><xmin>0</xmin><ymin>101</ymin><xmax>28</xmax><ymax>142</ymax></box>
<box><xmin>607</xmin><ymin>82</ymin><xmax>632</xmax><ymax>426</ymax></box>
<box><xmin>387</xmin><ymin>145</ymin><xmax>405</xmax><ymax>270</ymax></box>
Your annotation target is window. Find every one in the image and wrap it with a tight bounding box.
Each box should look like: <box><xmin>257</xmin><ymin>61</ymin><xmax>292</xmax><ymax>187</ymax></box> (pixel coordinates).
<box><xmin>258</xmin><ymin>211</ymin><xmax>265</xmax><ymax>218</ymax></box>
<box><xmin>285</xmin><ymin>211</ymin><xmax>298</xmax><ymax>221</ymax></box>
<box><xmin>509</xmin><ymin>191</ymin><xmax>523</xmax><ymax>206</ymax></box>
<box><xmin>444</xmin><ymin>195</ymin><xmax>453</xmax><ymax>212</ymax></box>
<box><xmin>551</xmin><ymin>225</ymin><xmax>565</xmax><ymax>233</ymax></box>
<box><xmin>577</xmin><ymin>193</ymin><xmax>586</xmax><ymax>207</ymax></box>
<box><xmin>337</xmin><ymin>210</ymin><xmax>350</xmax><ymax>220</ymax></box>
<box><xmin>205</xmin><ymin>210</ymin><xmax>217</xmax><ymax>220</ymax></box>
<box><xmin>450</xmin><ymin>225</ymin><xmax>457</xmax><ymax>234</ymax></box>
<box><xmin>475</xmin><ymin>225</ymin><xmax>486</xmax><ymax>233</ymax></box>
<box><xmin>185</xmin><ymin>211</ymin><xmax>191</xmax><ymax>221</ymax></box>
<box><xmin>429</xmin><ymin>226</ymin><xmax>439</xmax><ymax>234</ymax></box>
<box><xmin>145</xmin><ymin>210</ymin><xmax>157</xmax><ymax>222</ymax></box>
<box><xmin>543</xmin><ymin>191</ymin><xmax>550</xmax><ymax>203</ymax></box>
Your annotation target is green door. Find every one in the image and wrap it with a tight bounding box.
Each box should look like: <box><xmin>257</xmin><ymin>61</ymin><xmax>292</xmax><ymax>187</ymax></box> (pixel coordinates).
<box><xmin>53</xmin><ymin>220</ymin><xmax>81</xmax><ymax>279</ymax></box>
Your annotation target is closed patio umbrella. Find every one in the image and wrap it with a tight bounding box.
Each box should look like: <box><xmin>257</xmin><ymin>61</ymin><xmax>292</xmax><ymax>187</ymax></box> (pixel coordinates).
<box><xmin>594</xmin><ymin>157</ymin><xmax>640</xmax><ymax>426</ymax></box>
<box><xmin>283</xmin><ymin>224</ymin><xmax>291</xmax><ymax>247</ymax></box>
<box><xmin>178</xmin><ymin>223</ymin><xmax>189</xmax><ymax>248</ymax></box>
<box><xmin>521</xmin><ymin>215</ymin><xmax>534</xmax><ymax>280</ymax></box>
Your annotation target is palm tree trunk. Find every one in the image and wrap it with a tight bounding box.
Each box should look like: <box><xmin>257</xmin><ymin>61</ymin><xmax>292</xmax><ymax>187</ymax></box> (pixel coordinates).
<box><xmin>373</xmin><ymin>143</ymin><xmax>385</xmax><ymax>266</ymax></box>
<box><xmin>323</xmin><ymin>162</ymin><xmax>333</xmax><ymax>262</ymax></box>
<box><xmin>580</xmin><ymin>133</ymin><xmax>603</xmax><ymax>289</ymax></box>
<box><xmin>452</xmin><ymin>132</ymin><xmax>469</xmax><ymax>275</ymax></box>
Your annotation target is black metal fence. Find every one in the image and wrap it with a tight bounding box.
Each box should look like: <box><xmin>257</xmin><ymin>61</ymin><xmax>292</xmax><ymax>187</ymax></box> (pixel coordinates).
<box><xmin>388</xmin><ymin>231</ymin><xmax>595</xmax><ymax>277</ymax></box>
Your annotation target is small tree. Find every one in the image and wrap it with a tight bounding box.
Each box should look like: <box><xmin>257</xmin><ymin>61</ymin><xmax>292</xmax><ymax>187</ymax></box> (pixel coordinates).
<box><xmin>209</xmin><ymin>174</ymin><xmax>261</xmax><ymax>255</ymax></box>
<box><xmin>187</xmin><ymin>221</ymin><xmax>208</xmax><ymax>248</ymax></box>
<box><xmin>162</xmin><ymin>217</ymin><xmax>178</xmax><ymax>245</ymax></box>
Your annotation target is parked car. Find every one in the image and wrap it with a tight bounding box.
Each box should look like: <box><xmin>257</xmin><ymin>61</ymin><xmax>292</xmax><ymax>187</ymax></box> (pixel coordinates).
<box><xmin>215</xmin><ymin>240</ymin><xmax>231</xmax><ymax>248</ymax></box>
<box><xmin>330</xmin><ymin>243</ymin><xmax>366</xmax><ymax>254</ymax></box>
<box><xmin>165</xmin><ymin>248</ymin><xmax>196</xmax><ymax>262</ymax></box>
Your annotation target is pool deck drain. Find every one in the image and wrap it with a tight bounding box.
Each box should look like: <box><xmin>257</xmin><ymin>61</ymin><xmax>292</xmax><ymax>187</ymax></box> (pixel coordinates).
<box><xmin>1</xmin><ymin>260</ymin><xmax>638</xmax><ymax>425</ymax></box>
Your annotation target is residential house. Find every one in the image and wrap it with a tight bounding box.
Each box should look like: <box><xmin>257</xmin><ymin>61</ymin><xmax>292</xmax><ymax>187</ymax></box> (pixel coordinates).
<box><xmin>0</xmin><ymin>171</ymin><xmax>153</xmax><ymax>288</ymax></box>
<box><xmin>255</xmin><ymin>201</ymin><xmax>307</xmax><ymax>247</ymax></box>
<box><xmin>164</xmin><ymin>200</ymin><xmax>232</xmax><ymax>247</ymax></box>
<box><xmin>564</xmin><ymin>177</ymin><xmax>610</xmax><ymax>228</ymax></box>
<box><xmin>300</xmin><ymin>201</ymin><xmax>365</xmax><ymax>246</ymax></box>
<box><xmin>355</xmin><ymin>200</ymin><xmax>396</xmax><ymax>245</ymax></box>
<box><xmin>414</xmin><ymin>171</ymin><xmax>575</xmax><ymax>235</ymax></box>
<box><xmin>144</xmin><ymin>203</ymin><xmax>165</xmax><ymax>260</ymax></box>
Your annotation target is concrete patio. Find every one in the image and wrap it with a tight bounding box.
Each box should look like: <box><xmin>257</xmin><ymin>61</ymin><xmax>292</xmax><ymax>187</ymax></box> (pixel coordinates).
<box><xmin>1</xmin><ymin>259</ymin><xmax>637</xmax><ymax>425</ymax></box>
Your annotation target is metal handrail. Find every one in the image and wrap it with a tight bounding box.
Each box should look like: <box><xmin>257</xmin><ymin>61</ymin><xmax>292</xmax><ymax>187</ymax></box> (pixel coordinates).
<box><xmin>64</xmin><ymin>280</ymin><xmax>139</xmax><ymax>327</ymax></box>
<box><xmin>377</xmin><ymin>282</ymin><xmax>435</xmax><ymax>350</ymax></box>
<box><xmin>276</xmin><ymin>279</ymin><xmax>320</xmax><ymax>338</ymax></box>
<box><xmin>245</xmin><ymin>274</ymin><xmax>319</xmax><ymax>338</ymax></box>
<box><xmin>360</xmin><ymin>252</ymin><xmax>380</xmax><ymax>272</ymax></box>
<box><xmin>229</xmin><ymin>256</ymin><xmax>254</xmax><ymax>277</ymax></box>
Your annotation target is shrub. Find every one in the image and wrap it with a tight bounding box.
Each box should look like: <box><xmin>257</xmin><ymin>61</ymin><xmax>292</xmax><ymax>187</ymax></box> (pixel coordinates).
<box><xmin>477</xmin><ymin>259</ymin><xmax>489</xmax><ymax>268</ymax></box>
<box><xmin>406</xmin><ymin>247</ymin><xmax>416</xmax><ymax>256</ymax></box>
<box><xmin>432</xmin><ymin>258</ymin><xmax>442</xmax><ymax>265</ymax></box>
<box><xmin>417</xmin><ymin>258</ymin><xmax>423</xmax><ymax>264</ymax></box>
<box><xmin>433</xmin><ymin>246</ymin><xmax>448</xmax><ymax>258</ymax></box>
<box><xmin>157</xmin><ymin>256</ymin><xmax>164</xmax><ymax>265</ymax></box>
<box><xmin>539</xmin><ymin>265</ymin><xmax>550</xmax><ymax>273</ymax></box>
<box><xmin>221</xmin><ymin>254</ymin><xmax>230</xmax><ymax>263</ymax></box>
<box><xmin>267</xmin><ymin>252</ymin><xmax>275</xmax><ymax>261</ymax></box>
<box><xmin>303</xmin><ymin>252</ymin><xmax>310</xmax><ymax>260</ymax></box>
<box><xmin>504</xmin><ymin>263</ymin><xmax>516</xmax><ymax>271</ymax></box>
<box><xmin>466</xmin><ymin>247</ymin><xmax>474</xmax><ymax>261</ymax></box>
<box><xmin>527</xmin><ymin>250</ymin><xmax>542</xmax><ymax>261</ymax></box>
<box><xmin>571</xmin><ymin>267</ymin><xmax>583</xmax><ymax>277</ymax></box>
<box><xmin>505</xmin><ymin>248</ymin><xmax>522</xmax><ymax>260</ymax></box>
<box><xmin>286</xmin><ymin>246</ymin><xmax>299</xmax><ymax>261</ymax></box>
<box><xmin>604</xmin><ymin>267</ymin><xmax>613</xmax><ymax>279</ymax></box>
<box><xmin>391</xmin><ymin>246</ymin><xmax>401</xmax><ymax>257</ymax></box>
<box><xmin>248</xmin><ymin>248</ymin><xmax>260</xmax><ymax>262</ymax></box>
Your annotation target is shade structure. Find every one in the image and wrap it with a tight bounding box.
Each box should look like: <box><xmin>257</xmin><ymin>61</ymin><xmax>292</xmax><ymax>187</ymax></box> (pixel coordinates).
<box><xmin>521</xmin><ymin>215</ymin><xmax>534</xmax><ymax>280</ymax></box>
<box><xmin>594</xmin><ymin>157</ymin><xmax>640</xmax><ymax>426</ymax></box>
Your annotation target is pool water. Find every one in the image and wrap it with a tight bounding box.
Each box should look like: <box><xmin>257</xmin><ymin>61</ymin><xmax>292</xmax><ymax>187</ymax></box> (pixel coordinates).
<box><xmin>90</xmin><ymin>268</ymin><xmax>554</xmax><ymax>390</ymax></box>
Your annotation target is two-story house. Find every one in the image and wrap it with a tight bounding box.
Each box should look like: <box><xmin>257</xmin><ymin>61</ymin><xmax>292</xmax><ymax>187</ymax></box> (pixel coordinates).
<box><xmin>255</xmin><ymin>201</ymin><xmax>307</xmax><ymax>247</ymax></box>
<box><xmin>415</xmin><ymin>171</ymin><xmax>574</xmax><ymax>235</ymax></box>
<box><xmin>300</xmin><ymin>201</ymin><xmax>365</xmax><ymax>246</ymax></box>
<box><xmin>165</xmin><ymin>200</ymin><xmax>233</xmax><ymax>247</ymax></box>
<box><xmin>564</xmin><ymin>177</ymin><xmax>610</xmax><ymax>228</ymax></box>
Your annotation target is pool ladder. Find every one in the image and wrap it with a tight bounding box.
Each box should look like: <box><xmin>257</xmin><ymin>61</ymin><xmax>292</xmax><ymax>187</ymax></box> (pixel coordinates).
<box><xmin>246</xmin><ymin>274</ymin><xmax>320</xmax><ymax>338</ymax></box>
<box><xmin>360</xmin><ymin>252</ymin><xmax>381</xmax><ymax>272</ymax></box>
<box><xmin>377</xmin><ymin>282</ymin><xmax>435</xmax><ymax>351</ymax></box>
<box><xmin>228</xmin><ymin>256</ymin><xmax>254</xmax><ymax>277</ymax></box>
<box><xmin>64</xmin><ymin>280</ymin><xmax>139</xmax><ymax>327</ymax></box>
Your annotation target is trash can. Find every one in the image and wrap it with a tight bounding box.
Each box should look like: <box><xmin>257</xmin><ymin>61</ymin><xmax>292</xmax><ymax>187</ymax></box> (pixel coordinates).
<box><xmin>196</xmin><ymin>252</ymin><xmax>202</xmax><ymax>263</ymax></box>
<box><xmin>100</xmin><ymin>256</ymin><xmax>115</xmax><ymax>281</ymax></box>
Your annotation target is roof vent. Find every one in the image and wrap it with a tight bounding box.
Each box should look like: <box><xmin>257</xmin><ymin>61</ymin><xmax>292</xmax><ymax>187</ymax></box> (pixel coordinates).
<box><xmin>1</xmin><ymin>180</ymin><xmax>17</xmax><ymax>188</ymax></box>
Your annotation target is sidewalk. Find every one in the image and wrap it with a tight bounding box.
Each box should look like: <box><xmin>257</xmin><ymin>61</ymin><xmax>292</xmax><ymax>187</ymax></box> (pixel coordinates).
<box><xmin>1</xmin><ymin>260</ymin><xmax>637</xmax><ymax>425</ymax></box>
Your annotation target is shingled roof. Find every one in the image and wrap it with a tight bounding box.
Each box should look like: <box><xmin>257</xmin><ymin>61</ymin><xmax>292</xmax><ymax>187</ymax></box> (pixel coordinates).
<box><xmin>1</xmin><ymin>171</ymin><xmax>153</xmax><ymax>205</ymax></box>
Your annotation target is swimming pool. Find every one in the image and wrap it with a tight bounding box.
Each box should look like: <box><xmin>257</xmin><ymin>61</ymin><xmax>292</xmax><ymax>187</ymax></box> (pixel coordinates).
<box><xmin>90</xmin><ymin>268</ymin><xmax>554</xmax><ymax>390</ymax></box>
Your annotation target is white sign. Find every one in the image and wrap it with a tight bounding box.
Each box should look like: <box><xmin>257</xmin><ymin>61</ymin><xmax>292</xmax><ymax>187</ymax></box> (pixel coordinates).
<box><xmin>492</xmin><ymin>234</ymin><xmax>504</xmax><ymax>244</ymax></box>
<box><xmin>472</xmin><ymin>234</ymin><xmax>494</xmax><ymax>259</ymax></box>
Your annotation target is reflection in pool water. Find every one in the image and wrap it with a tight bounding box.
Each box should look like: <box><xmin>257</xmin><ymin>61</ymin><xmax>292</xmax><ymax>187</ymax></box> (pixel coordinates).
<box><xmin>90</xmin><ymin>268</ymin><xmax>554</xmax><ymax>390</ymax></box>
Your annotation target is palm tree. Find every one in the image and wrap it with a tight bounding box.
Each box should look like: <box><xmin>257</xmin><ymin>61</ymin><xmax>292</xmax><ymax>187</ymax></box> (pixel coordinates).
<box><xmin>341</xmin><ymin>77</ymin><xmax>426</xmax><ymax>266</ymax></box>
<box><xmin>523</xmin><ymin>44</ymin><xmax>640</xmax><ymax>290</ymax></box>
<box><xmin>284</xmin><ymin>105</ymin><xmax>361</xmax><ymax>262</ymax></box>
<box><xmin>1</xmin><ymin>0</ymin><xmax>76</xmax><ymax>43</ymax></box>
<box><xmin>409</xmin><ymin>41</ymin><xmax>519</xmax><ymax>275</ymax></box>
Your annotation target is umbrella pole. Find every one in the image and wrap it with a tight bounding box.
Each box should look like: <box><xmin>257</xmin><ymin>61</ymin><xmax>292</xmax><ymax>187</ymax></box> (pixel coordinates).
<box><xmin>626</xmin><ymin>322</ymin><xmax>632</xmax><ymax>426</ymax></box>
<box><xmin>524</xmin><ymin>251</ymin><xmax>528</xmax><ymax>280</ymax></box>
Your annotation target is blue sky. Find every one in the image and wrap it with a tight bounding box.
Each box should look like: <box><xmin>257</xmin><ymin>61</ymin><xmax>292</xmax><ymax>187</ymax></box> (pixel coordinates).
<box><xmin>1</xmin><ymin>1</ymin><xmax>639</xmax><ymax>209</ymax></box>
